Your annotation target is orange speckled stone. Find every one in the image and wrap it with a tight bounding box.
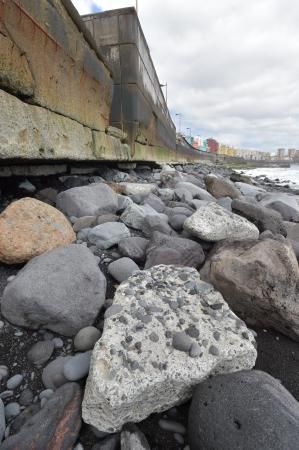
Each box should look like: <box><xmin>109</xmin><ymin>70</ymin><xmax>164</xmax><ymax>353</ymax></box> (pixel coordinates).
<box><xmin>0</xmin><ymin>197</ymin><xmax>75</xmax><ymax>264</ymax></box>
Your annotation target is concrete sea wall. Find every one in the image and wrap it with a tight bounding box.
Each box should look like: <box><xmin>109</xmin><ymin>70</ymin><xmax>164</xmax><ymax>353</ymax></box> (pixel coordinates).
<box><xmin>0</xmin><ymin>1</ymin><xmax>204</xmax><ymax>165</ymax></box>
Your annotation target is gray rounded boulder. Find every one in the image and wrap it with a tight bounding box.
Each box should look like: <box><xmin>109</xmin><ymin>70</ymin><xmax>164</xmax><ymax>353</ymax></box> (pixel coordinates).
<box><xmin>188</xmin><ymin>370</ymin><xmax>299</xmax><ymax>450</ymax></box>
<box><xmin>1</xmin><ymin>245</ymin><xmax>106</xmax><ymax>336</ymax></box>
<box><xmin>56</xmin><ymin>183</ymin><xmax>118</xmax><ymax>218</ymax></box>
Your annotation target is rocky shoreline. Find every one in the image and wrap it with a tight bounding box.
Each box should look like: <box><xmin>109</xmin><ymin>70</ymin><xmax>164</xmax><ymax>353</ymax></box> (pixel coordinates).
<box><xmin>0</xmin><ymin>162</ymin><xmax>299</xmax><ymax>449</ymax></box>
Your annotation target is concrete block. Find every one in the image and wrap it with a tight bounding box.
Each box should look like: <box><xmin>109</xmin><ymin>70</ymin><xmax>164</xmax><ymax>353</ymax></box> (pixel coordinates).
<box><xmin>0</xmin><ymin>89</ymin><xmax>94</xmax><ymax>160</ymax></box>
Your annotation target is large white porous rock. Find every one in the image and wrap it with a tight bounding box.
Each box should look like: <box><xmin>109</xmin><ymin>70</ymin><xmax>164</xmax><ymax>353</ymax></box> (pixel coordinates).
<box><xmin>184</xmin><ymin>203</ymin><xmax>259</xmax><ymax>241</ymax></box>
<box><xmin>201</xmin><ymin>238</ymin><xmax>299</xmax><ymax>341</ymax></box>
<box><xmin>1</xmin><ymin>245</ymin><xmax>106</xmax><ymax>336</ymax></box>
<box><xmin>82</xmin><ymin>265</ymin><xmax>257</xmax><ymax>432</ymax></box>
<box><xmin>56</xmin><ymin>183</ymin><xmax>118</xmax><ymax>218</ymax></box>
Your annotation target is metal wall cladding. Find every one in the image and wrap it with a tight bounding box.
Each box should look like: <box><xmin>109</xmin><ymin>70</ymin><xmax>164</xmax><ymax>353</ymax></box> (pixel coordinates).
<box><xmin>83</xmin><ymin>8</ymin><xmax>176</xmax><ymax>151</ymax></box>
<box><xmin>0</xmin><ymin>0</ymin><xmax>113</xmax><ymax>130</ymax></box>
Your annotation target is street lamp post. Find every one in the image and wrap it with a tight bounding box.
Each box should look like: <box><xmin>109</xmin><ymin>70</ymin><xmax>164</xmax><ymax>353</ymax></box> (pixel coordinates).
<box><xmin>175</xmin><ymin>113</ymin><xmax>182</xmax><ymax>133</ymax></box>
<box><xmin>186</xmin><ymin>127</ymin><xmax>191</xmax><ymax>138</ymax></box>
<box><xmin>136</xmin><ymin>0</ymin><xmax>138</xmax><ymax>13</ymax></box>
<box><xmin>160</xmin><ymin>83</ymin><xmax>168</xmax><ymax>105</ymax></box>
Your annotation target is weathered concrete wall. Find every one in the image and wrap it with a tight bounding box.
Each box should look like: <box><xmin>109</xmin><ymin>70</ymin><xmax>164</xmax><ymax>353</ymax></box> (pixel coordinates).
<box><xmin>82</xmin><ymin>8</ymin><xmax>176</xmax><ymax>151</ymax></box>
<box><xmin>0</xmin><ymin>89</ymin><xmax>94</xmax><ymax>160</ymax></box>
<box><xmin>0</xmin><ymin>88</ymin><xmax>203</xmax><ymax>164</ymax></box>
<box><xmin>0</xmin><ymin>0</ymin><xmax>113</xmax><ymax>130</ymax></box>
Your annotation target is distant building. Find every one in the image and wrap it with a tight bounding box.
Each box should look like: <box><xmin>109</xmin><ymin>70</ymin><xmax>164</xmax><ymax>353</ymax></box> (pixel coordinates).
<box><xmin>218</xmin><ymin>144</ymin><xmax>237</xmax><ymax>156</ymax></box>
<box><xmin>288</xmin><ymin>148</ymin><xmax>296</xmax><ymax>159</ymax></box>
<box><xmin>193</xmin><ymin>136</ymin><xmax>208</xmax><ymax>152</ymax></box>
<box><xmin>207</xmin><ymin>138</ymin><xmax>219</xmax><ymax>153</ymax></box>
<box><xmin>277</xmin><ymin>148</ymin><xmax>286</xmax><ymax>159</ymax></box>
<box><xmin>235</xmin><ymin>148</ymin><xmax>271</xmax><ymax>160</ymax></box>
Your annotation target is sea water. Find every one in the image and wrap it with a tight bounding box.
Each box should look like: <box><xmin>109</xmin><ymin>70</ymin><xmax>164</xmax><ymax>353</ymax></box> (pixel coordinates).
<box><xmin>239</xmin><ymin>164</ymin><xmax>299</xmax><ymax>190</ymax></box>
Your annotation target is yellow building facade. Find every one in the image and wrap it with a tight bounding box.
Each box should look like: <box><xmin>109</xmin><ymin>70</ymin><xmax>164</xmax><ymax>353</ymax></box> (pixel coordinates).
<box><xmin>218</xmin><ymin>144</ymin><xmax>237</xmax><ymax>156</ymax></box>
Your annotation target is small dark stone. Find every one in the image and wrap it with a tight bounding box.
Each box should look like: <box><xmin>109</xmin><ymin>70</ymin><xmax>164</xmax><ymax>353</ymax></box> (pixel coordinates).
<box><xmin>209</xmin><ymin>345</ymin><xmax>219</xmax><ymax>356</ymax></box>
<box><xmin>209</xmin><ymin>303</ymin><xmax>223</xmax><ymax>310</ymax></box>
<box><xmin>189</xmin><ymin>343</ymin><xmax>202</xmax><ymax>358</ymax></box>
<box><xmin>213</xmin><ymin>331</ymin><xmax>221</xmax><ymax>341</ymax></box>
<box><xmin>172</xmin><ymin>332</ymin><xmax>193</xmax><ymax>352</ymax></box>
<box><xmin>149</xmin><ymin>332</ymin><xmax>159</xmax><ymax>343</ymax></box>
<box><xmin>186</xmin><ymin>325</ymin><xmax>200</xmax><ymax>338</ymax></box>
<box><xmin>19</xmin><ymin>389</ymin><xmax>34</xmax><ymax>407</ymax></box>
<box><xmin>119</xmin><ymin>316</ymin><xmax>128</xmax><ymax>325</ymax></box>
<box><xmin>179</xmin><ymin>273</ymin><xmax>188</xmax><ymax>281</ymax></box>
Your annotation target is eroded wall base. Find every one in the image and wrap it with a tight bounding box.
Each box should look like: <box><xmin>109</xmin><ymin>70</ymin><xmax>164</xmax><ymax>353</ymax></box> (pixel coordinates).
<box><xmin>0</xmin><ymin>89</ymin><xmax>203</xmax><ymax>168</ymax></box>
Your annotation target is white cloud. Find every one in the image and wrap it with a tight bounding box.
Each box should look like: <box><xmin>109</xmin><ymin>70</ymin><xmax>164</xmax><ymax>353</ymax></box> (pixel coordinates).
<box><xmin>71</xmin><ymin>0</ymin><xmax>101</xmax><ymax>15</ymax></box>
<box><xmin>71</xmin><ymin>0</ymin><xmax>299</xmax><ymax>151</ymax></box>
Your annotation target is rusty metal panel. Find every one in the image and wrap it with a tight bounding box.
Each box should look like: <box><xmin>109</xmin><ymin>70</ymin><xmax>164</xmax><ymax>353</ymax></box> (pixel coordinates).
<box><xmin>0</xmin><ymin>0</ymin><xmax>113</xmax><ymax>130</ymax></box>
<box><xmin>82</xmin><ymin>8</ymin><xmax>176</xmax><ymax>150</ymax></box>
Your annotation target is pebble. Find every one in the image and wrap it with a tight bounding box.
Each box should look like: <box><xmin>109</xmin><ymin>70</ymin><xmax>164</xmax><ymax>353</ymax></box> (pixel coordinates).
<box><xmin>5</xmin><ymin>402</ymin><xmax>20</xmax><ymax>420</ymax></box>
<box><xmin>4</xmin><ymin>425</ymin><xmax>10</xmax><ymax>439</ymax></box>
<box><xmin>172</xmin><ymin>332</ymin><xmax>193</xmax><ymax>353</ymax></box>
<box><xmin>108</xmin><ymin>257</ymin><xmax>139</xmax><ymax>283</ymax></box>
<box><xmin>7</xmin><ymin>276</ymin><xmax>15</xmax><ymax>283</ymax></box>
<box><xmin>27</xmin><ymin>340</ymin><xmax>55</xmax><ymax>366</ymax></box>
<box><xmin>19</xmin><ymin>389</ymin><xmax>33</xmax><ymax>406</ymax></box>
<box><xmin>42</xmin><ymin>331</ymin><xmax>54</xmax><ymax>341</ymax></box>
<box><xmin>167</xmin><ymin>407</ymin><xmax>179</xmax><ymax>418</ymax></box>
<box><xmin>40</xmin><ymin>398</ymin><xmax>48</xmax><ymax>408</ymax></box>
<box><xmin>63</xmin><ymin>351</ymin><xmax>91</xmax><ymax>381</ymax></box>
<box><xmin>0</xmin><ymin>320</ymin><xmax>4</xmax><ymax>329</ymax></box>
<box><xmin>74</xmin><ymin>326</ymin><xmax>101</xmax><ymax>352</ymax></box>
<box><xmin>158</xmin><ymin>419</ymin><xmax>187</xmax><ymax>435</ymax></box>
<box><xmin>209</xmin><ymin>345</ymin><xmax>220</xmax><ymax>356</ymax></box>
<box><xmin>52</xmin><ymin>337</ymin><xmax>64</xmax><ymax>349</ymax></box>
<box><xmin>74</xmin><ymin>444</ymin><xmax>84</xmax><ymax>450</ymax></box>
<box><xmin>0</xmin><ymin>391</ymin><xmax>13</xmax><ymax>400</ymax></box>
<box><xmin>0</xmin><ymin>365</ymin><xmax>9</xmax><ymax>382</ymax></box>
<box><xmin>19</xmin><ymin>179</ymin><xmax>36</xmax><ymax>193</ymax></box>
<box><xmin>189</xmin><ymin>342</ymin><xmax>202</xmax><ymax>358</ymax></box>
<box><xmin>0</xmin><ymin>399</ymin><xmax>5</xmax><ymax>442</ymax></box>
<box><xmin>42</xmin><ymin>356</ymin><xmax>71</xmax><ymax>390</ymax></box>
<box><xmin>6</xmin><ymin>374</ymin><xmax>23</xmax><ymax>390</ymax></box>
<box><xmin>174</xmin><ymin>433</ymin><xmax>185</xmax><ymax>444</ymax></box>
<box><xmin>39</xmin><ymin>389</ymin><xmax>54</xmax><ymax>400</ymax></box>
<box><xmin>14</xmin><ymin>331</ymin><xmax>23</xmax><ymax>337</ymax></box>
<box><xmin>104</xmin><ymin>304</ymin><xmax>123</xmax><ymax>319</ymax></box>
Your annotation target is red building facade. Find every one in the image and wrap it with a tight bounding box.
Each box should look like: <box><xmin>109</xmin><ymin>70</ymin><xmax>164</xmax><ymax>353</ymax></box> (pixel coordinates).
<box><xmin>207</xmin><ymin>138</ymin><xmax>219</xmax><ymax>153</ymax></box>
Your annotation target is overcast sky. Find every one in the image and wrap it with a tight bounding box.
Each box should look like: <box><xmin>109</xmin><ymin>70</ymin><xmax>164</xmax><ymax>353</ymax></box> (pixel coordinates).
<box><xmin>72</xmin><ymin>0</ymin><xmax>299</xmax><ymax>152</ymax></box>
